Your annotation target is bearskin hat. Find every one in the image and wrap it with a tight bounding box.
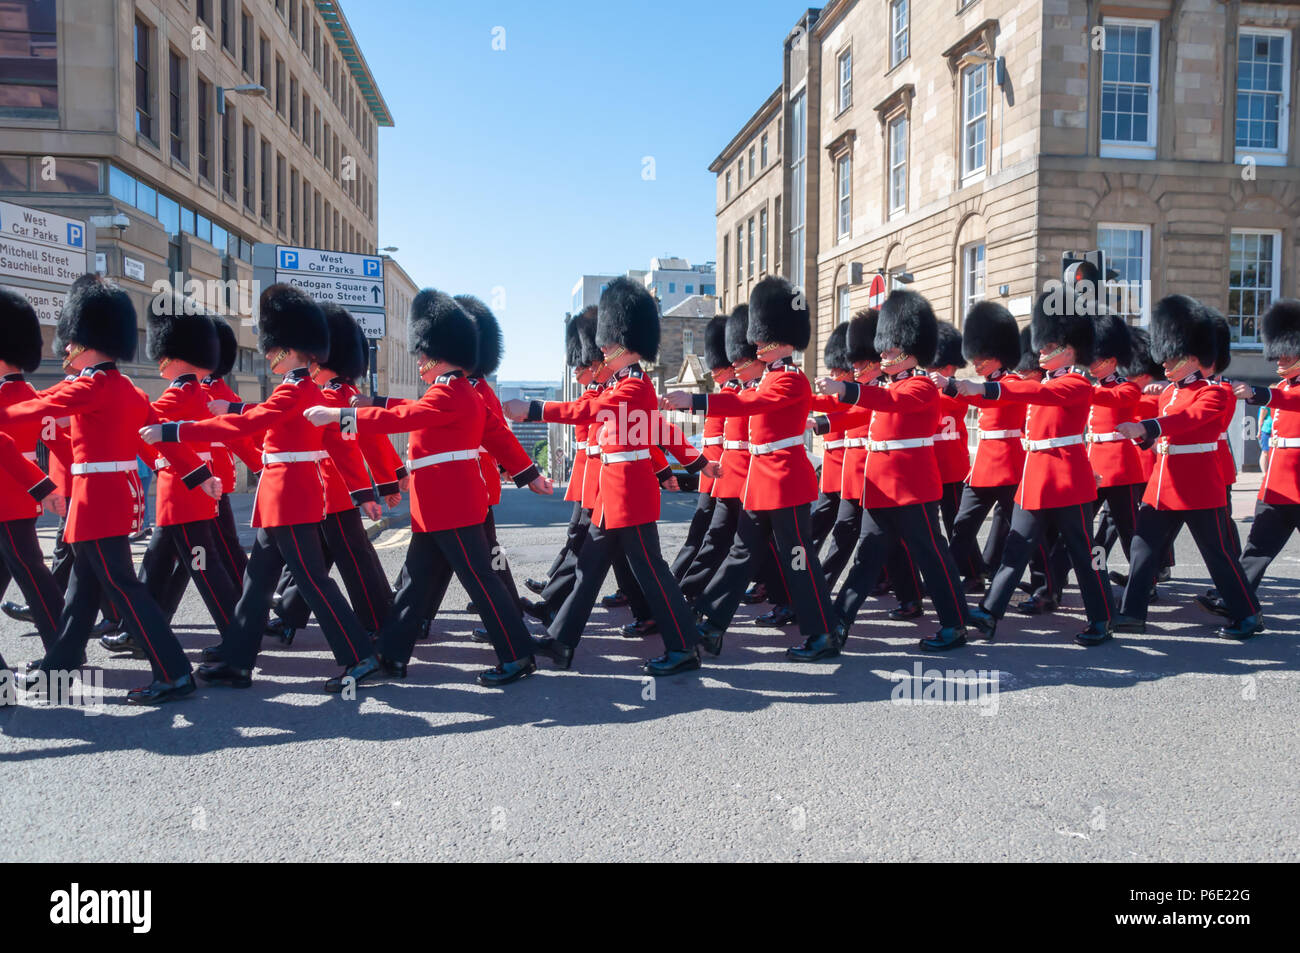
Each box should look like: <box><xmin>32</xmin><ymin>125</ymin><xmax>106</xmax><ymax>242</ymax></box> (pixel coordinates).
<box><xmin>704</xmin><ymin>314</ymin><xmax>730</xmax><ymax>371</ymax></box>
<box><xmin>257</xmin><ymin>283</ymin><xmax>329</xmax><ymax>359</ymax></box>
<box><xmin>846</xmin><ymin>309</ymin><xmax>881</xmax><ymax>364</ymax></box>
<box><xmin>874</xmin><ymin>290</ymin><xmax>937</xmax><ymax>366</ymax></box>
<box><xmin>212</xmin><ymin>318</ymin><xmax>238</xmax><ymax>377</ymax></box>
<box><xmin>0</xmin><ymin>287</ymin><xmax>44</xmax><ymax>372</ymax></box>
<box><xmin>565</xmin><ymin>306</ymin><xmax>598</xmax><ymax>367</ymax></box>
<box><xmin>747</xmin><ymin>275</ymin><xmax>810</xmax><ymax>350</ymax></box>
<box><xmin>1149</xmin><ymin>294</ymin><xmax>1216</xmax><ymax>368</ymax></box>
<box><xmin>454</xmin><ymin>294</ymin><xmax>504</xmax><ymax>378</ymax></box>
<box><xmin>928</xmin><ymin>321</ymin><xmax>967</xmax><ymax>370</ymax></box>
<box><xmin>319</xmin><ymin>303</ymin><xmax>367</xmax><ymax>381</ymax></box>
<box><xmin>1121</xmin><ymin>327</ymin><xmax>1164</xmax><ymax>381</ymax></box>
<box><xmin>726</xmin><ymin>305</ymin><xmax>757</xmax><ymax>364</ymax></box>
<box><xmin>596</xmin><ymin>276</ymin><xmax>659</xmax><ymax>361</ymax></box>
<box><xmin>1092</xmin><ymin>312</ymin><xmax>1133</xmax><ymax>367</ymax></box>
<box><xmin>1205</xmin><ymin>306</ymin><xmax>1231</xmax><ymax>375</ymax></box>
<box><xmin>1031</xmin><ymin>290</ymin><xmax>1094</xmax><ymax>366</ymax></box>
<box><xmin>1015</xmin><ymin>326</ymin><xmax>1041</xmax><ymax>375</ymax></box>
<box><xmin>1262</xmin><ymin>298</ymin><xmax>1300</xmax><ymax>362</ymax></box>
<box><xmin>823</xmin><ymin>322</ymin><xmax>851</xmax><ymax>373</ymax></box>
<box><xmin>961</xmin><ymin>301</ymin><xmax>1020</xmax><ymax>370</ymax></box>
<box><xmin>146</xmin><ymin>302</ymin><xmax>219</xmax><ymax>370</ymax></box>
<box><xmin>408</xmin><ymin>288</ymin><xmax>477</xmax><ymax>369</ymax></box>
<box><xmin>56</xmin><ymin>273</ymin><xmax>138</xmax><ymax>362</ymax></box>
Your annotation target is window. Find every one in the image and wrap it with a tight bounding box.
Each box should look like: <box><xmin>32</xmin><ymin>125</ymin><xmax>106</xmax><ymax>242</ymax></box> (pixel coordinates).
<box><xmin>323</xmin><ymin>122</ymin><xmax>331</xmax><ymax>171</ymax></box>
<box><xmin>1097</xmin><ymin>224</ymin><xmax>1150</xmax><ymax>325</ymax></box>
<box><xmin>669</xmin><ymin>282</ymin><xmax>676</xmax><ymax>294</ymax></box>
<box><xmin>1100</xmin><ymin>20</ymin><xmax>1159</xmax><ymax>158</ymax></box>
<box><xmin>790</xmin><ymin>91</ymin><xmax>806</xmax><ymax>290</ymax></box>
<box><xmin>736</xmin><ymin>225</ymin><xmax>743</xmax><ymax>285</ymax></box>
<box><xmin>241</xmin><ymin>121</ymin><xmax>254</xmax><ymax>211</ymax></box>
<box><xmin>240</xmin><ymin>7</ymin><xmax>252</xmax><ymax>76</ymax></box>
<box><xmin>725</xmin><ymin>170</ymin><xmax>731</xmax><ymax>200</ymax></box>
<box><xmin>837</xmin><ymin>48</ymin><xmax>852</xmax><ymax>113</ymax></box>
<box><xmin>275</xmin><ymin>56</ymin><xmax>285</xmax><ymax>115</ymax></box>
<box><xmin>747</xmin><ymin>217</ymin><xmax>755</xmax><ymax>278</ymax></box>
<box><xmin>837</xmin><ymin>285</ymin><xmax>850</xmax><ymax>327</ymax></box>
<box><xmin>961</xmin><ymin>243</ymin><xmax>986</xmax><ymax>316</ymax></box>
<box><xmin>737</xmin><ymin>158</ymin><xmax>743</xmax><ymax>189</ymax></box>
<box><xmin>276</xmin><ymin>153</ymin><xmax>286</xmax><ymax>233</ymax></box>
<box><xmin>168</xmin><ymin>50</ymin><xmax>186</xmax><ymax>163</ymax></box>
<box><xmin>1235</xmin><ymin>30</ymin><xmax>1291</xmax><ymax>164</ymax></box>
<box><xmin>197</xmin><ymin>0</ymin><xmax>212</xmax><ymax>28</ymax></box>
<box><xmin>288</xmin><ymin>0</ymin><xmax>297</xmax><ymax>36</ymax></box>
<box><xmin>134</xmin><ymin>19</ymin><xmax>154</xmax><ymax>142</ymax></box>
<box><xmin>761</xmin><ymin>133</ymin><xmax>769</xmax><ymax>168</ymax></box>
<box><xmin>748</xmin><ymin>145</ymin><xmax>755</xmax><ymax>178</ymax></box>
<box><xmin>197</xmin><ymin>77</ymin><xmax>212</xmax><ymax>181</ymax></box>
<box><xmin>683</xmin><ymin>329</ymin><xmax>695</xmax><ymax>355</ymax></box>
<box><xmin>290</xmin><ymin>168</ymin><xmax>299</xmax><ymax>242</ymax></box>
<box><xmin>961</xmin><ymin>63</ymin><xmax>988</xmax><ymax>180</ymax></box>
<box><xmin>302</xmin><ymin>93</ymin><xmax>310</xmax><ymax>145</ymax></box>
<box><xmin>220</xmin><ymin>0</ymin><xmax>232</xmax><ymax>53</ymax></box>
<box><xmin>259</xmin><ymin>35</ymin><xmax>270</xmax><ymax>89</ymax></box>
<box><xmin>759</xmin><ymin>208</ymin><xmax>768</xmax><ymax>273</ymax></box>
<box><xmin>221</xmin><ymin>105</ymin><xmax>235</xmax><ymax>197</ymax></box>
<box><xmin>0</xmin><ymin>0</ymin><xmax>57</xmax><ymax>118</ymax></box>
<box><xmin>1227</xmin><ymin>230</ymin><xmax>1281</xmax><ymax>346</ymax></box>
<box><xmin>260</xmin><ymin>138</ymin><xmax>271</xmax><ymax>222</ymax></box>
<box><xmin>722</xmin><ymin>236</ymin><xmax>729</xmax><ymax>293</ymax></box>
<box><xmin>836</xmin><ymin>153</ymin><xmax>851</xmax><ymax>240</ymax></box>
<box><xmin>888</xmin><ymin>114</ymin><xmax>907</xmax><ymax>217</ymax></box>
<box><xmin>890</xmin><ymin>0</ymin><xmax>909</xmax><ymax>69</ymax></box>
<box><xmin>289</xmin><ymin>75</ymin><xmax>299</xmax><ymax>131</ymax></box>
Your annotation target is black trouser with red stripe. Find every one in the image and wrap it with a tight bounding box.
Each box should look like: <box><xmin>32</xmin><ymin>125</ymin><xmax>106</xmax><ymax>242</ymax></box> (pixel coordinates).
<box><xmin>50</xmin><ymin>512</ymin><xmax>74</xmax><ymax>592</ymax></box>
<box><xmin>41</xmin><ymin>536</ymin><xmax>191</xmax><ymax>682</ymax></box>
<box><xmin>949</xmin><ymin>483</ymin><xmax>1017</xmax><ymax>582</ymax></box>
<box><xmin>546</xmin><ymin>502</ymin><xmax>585</xmax><ymax>578</ymax></box>
<box><xmin>279</xmin><ymin>509</ymin><xmax>392</xmax><ymax>633</ymax></box>
<box><xmin>140</xmin><ymin>520</ymin><xmax>241</xmax><ymax>631</ymax></box>
<box><xmin>1240</xmin><ymin>501</ymin><xmax>1300</xmax><ymax>594</ymax></box>
<box><xmin>983</xmin><ymin>502</ymin><xmax>1115</xmax><ymax>623</ymax></box>
<box><xmin>835</xmin><ymin>501</ymin><xmax>967</xmax><ymax>629</ymax></box>
<box><xmin>939</xmin><ymin>481</ymin><xmax>963</xmax><ymax>538</ymax></box>
<box><xmin>0</xmin><ymin>517</ymin><xmax>63</xmax><ymax>649</ymax></box>
<box><xmin>482</xmin><ymin>506</ymin><xmax>522</xmax><ymax>609</ymax></box>
<box><xmin>1122</xmin><ymin>504</ymin><xmax>1258</xmax><ymax>622</ymax></box>
<box><xmin>696</xmin><ymin>504</ymin><xmax>837</xmax><ymax>638</ymax></box>
<box><xmin>809</xmin><ymin>491</ymin><xmax>841</xmax><ymax>551</ymax></box>
<box><xmin>534</xmin><ymin>507</ymin><xmax>593</xmax><ymax>615</ymax></box>
<box><xmin>1094</xmin><ymin>484</ymin><xmax>1142</xmax><ymax>562</ymax></box>
<box><xmin>216</xmin><ymin>523</ymin><xmax>371</xmax><ymax>671</ymax></box>
<box><xmin>549</xmin><ymin>520</ymin><xmax>698</xmax><ymax>653</ymax></box>
<box><xmin>820</xmin><ymin>496</ymin><xmax>863</xmax><ymax>590</ymax></box>
<box><xmin>613</xmin><ymin>550</ymin><xmax>652</xmax><ymax>621</ymax></box>
<box><xmin>670</xmin><ymin>491</ymin><xmax>717</xmax><ymax>581</ymax></box>
<box><xmin>377</xmin><ymin>524</ymin><xmax>533</xmax><ymax>666</ymax></box>
<box><xmin>679</xmin><ymin>496</ymin><xmax>741</xmax><ymax>603</ymax></box>
<box><xmin>215</xmin><ymin>494</ymin><xmax>247</xmax><ymax>579</ymax></box>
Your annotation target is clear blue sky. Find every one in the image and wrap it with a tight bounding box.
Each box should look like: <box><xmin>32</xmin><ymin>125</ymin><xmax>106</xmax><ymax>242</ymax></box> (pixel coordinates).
<box><xmin>345</xmin><ymin>0</ymin><xmax>802</xmax><ymax>381</ymax></box>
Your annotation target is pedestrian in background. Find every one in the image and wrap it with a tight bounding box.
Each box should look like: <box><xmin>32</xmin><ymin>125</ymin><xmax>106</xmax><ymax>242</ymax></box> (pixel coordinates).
<box><xmin>1259</xmin><ymin>404</ymin><xmax>1273</xmax><ymax>473</ymax></box>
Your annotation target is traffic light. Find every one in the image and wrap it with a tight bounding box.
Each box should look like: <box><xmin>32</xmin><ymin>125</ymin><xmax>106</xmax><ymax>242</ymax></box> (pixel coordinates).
<box><xmin>1061</xmin><ymin>250</ymin><xmax>1117</xmax><ymax>315</ymax></box>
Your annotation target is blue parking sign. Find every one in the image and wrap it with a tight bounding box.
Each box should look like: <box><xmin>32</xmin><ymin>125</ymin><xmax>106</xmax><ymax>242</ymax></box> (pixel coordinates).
<box><xmin>363</xmin><ymin>258</ymin><xmax>380</xmax><ymax>277</ymax></box>
<box><xmin>279</xmin><ymin>249</ymin><xmax>299</xmax><ymax>270</ymax></box>
<box><xmin>66</xmin><ymin>223</ymin><xmax>83</xmax><ymax>248</ymax></box>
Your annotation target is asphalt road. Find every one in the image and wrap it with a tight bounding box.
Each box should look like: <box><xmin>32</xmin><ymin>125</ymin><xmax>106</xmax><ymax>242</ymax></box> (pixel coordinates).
<box><xmin>1</xmin><ymin>480</ymin><xmax>1297</xmax><ymax>862</ymax></box>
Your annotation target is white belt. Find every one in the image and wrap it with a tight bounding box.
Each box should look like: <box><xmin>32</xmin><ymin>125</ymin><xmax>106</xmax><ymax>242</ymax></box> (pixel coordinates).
<box><xmin>71</xmin><ymin>460</ymin><xmax>135</xmax><ymax>475</ymax></box>
<box><xmin>978</xmin><ymin>429</ymin><xmax>1022</xmax><ymax>440</ymax></box>
<box><xmin>22</xmin><ymin>451</ymin><xmax>37</xmax><ymax>462</ymax></box>
<box><xmin>723</xmin><ymin>440</ymin><xmax>749</xmax><ymax>450</ymax></box>
<box><xmin>156</xmin><ymin>451</ymin><xmax>213</xmax><ymax>470</ymax></box>
<box><xmin>602</xmin><ymin>449</ymin><xmax>651</xmax><ymax>464</ymax></box>
<box><xmin>262</xmin><ymin>450</ymin><xmax>328</xmax><ymax>465</ymax></box>
<box><xmin>932</xmin><ymin>431</ymin><xmax>962</xmax><ymax>442</ymax></box>
<box><xmin>407</xmin><ymin>449</ymin><xmax>479</xmax><ymax>470</ymax></box>
<box><xmin>823</xmin><ymin>439</ymin><xmax>846</xmax><ymax>450</ymax></box>
<box><xmin>210</xmin><ymin>442</ymin><xmax>225</xmax><ymax>448</ymax></box>
<box><xmin>1271</xmin><ymin>436</ymin><xmax>1300</xmax><ymax>449</ymax></box>
<box><xmin>585</xmin><ymin>444</ymin><xmax>601</xmax><ymax>457</ymax></box>
<box><xmin>702</xmin><ymin>436</ymin><xmax>725</xmax><ymax>447</ymax></box>
<box><xmin>1156</xmin><ymin>441</ymin><xmax>1218</xmax><ymax>456</ymax></box>
<box><xmin>751</xmin><ymin>435</ymin><xmax>805</xmax><ymax>455</ymax></box>
<box><xmin>1085</xmin><ymin>432</ymin><xmax>1126</xmax><ymax>443</ymax></box>
<box><xmin>1023</xmin><ymin>435</ymin><xmax>1084</xmax><ymax>452</ymax></box>
<box><xmin>868</xmin><ymin>437</ymin><xmax>933</xmax><ymax>452</ymax></box>
<box><xmin>844</xmin><ymin>437</ymin><xmax>869</xmax><ymax>448</ymax></box>
<box><xmin>573</xmin><ymin>441</ymin><xmax>586</xmax><ymax>451</ymax></box>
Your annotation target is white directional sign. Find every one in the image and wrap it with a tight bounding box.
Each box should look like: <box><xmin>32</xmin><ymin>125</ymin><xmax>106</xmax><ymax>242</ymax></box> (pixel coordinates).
<box><xmin>0</xmin><ymin>199</ymin><xmax>87</xmax><ymax>253</ymax></box>
<box><xmin>275</xmin><ymin>270</ymin><xmax>385</xmax><ymax>308</ymax></box>
<box><xmin>0</xmin><ymin>283</ymin><xmax>68</xmax><ymax>326</ymax></box>
<box><xmin>274</xmin><ymin>246</ymin><xmax>383</xmax><ymax>280</ymax></box>
<box><xmin>0</xmin><ymin>199</ymin><xmax>92</xmax><ymax>324</ymax></box>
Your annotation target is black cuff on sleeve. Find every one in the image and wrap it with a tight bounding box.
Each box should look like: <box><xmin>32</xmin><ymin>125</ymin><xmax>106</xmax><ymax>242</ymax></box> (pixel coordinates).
<box><xmin>375</xmin><ymin>480</ymin><xmax>400</xmax><ymax>496</ymax></box>
<box><xmin>1137</xmin><ymin>419</ymin><xmax>1161</xmax><ymax>450</ymax></box>
<box><xmin>394</xmin><ymin>465</ymin><xmax>408</xmax><ymax>479</ymax></box>
<box><xmin>839</xmin><ymin>382</ymin><xmax>861</xmax><ymax>405</ymax></box>
<box><xmin>370</xmin><ymin>395</ymin><xmax>388</xmax><ymax>407</ymax></box>
<box><xmin>229</xmin><ymin>402</ymin><xmax>246</xmax><ymax>415</ymax></box>
<box><xmin>526</xmin><ymin>400</ymin><xmax>544</xmax><ymax>423</ymax></box>
<box><xmin>655</xmin><ymin>465</ymin><xmax>672</xmax><ymax>484</ymax></box>
<box><xmin>982</xmin><ymin>382</ymin><xmax>1000</xmax><ymax>400</ymax></box>
<box><xmin>182</xmin><ymin>464</ymin><xmax>213</xmax><ymax>490</ymax></box>
<box><xmin>811</xmin><ymin>414</ymin><xmax>831</xmax><ymax>435</ymax></box>
<box><xmin>690</xmin><ymin>393</ymin><xmax>708</xmax><ymax>413</ymax></box>
<box><xmin>943</xmin><ymin>379</ymin><xmax>958</xmax><ymax>398</ymax></box>
<box><xmin>1244</xmin><ymin>386</ymin><xmax>1271</xmax><ymax>406</ymax></box>
<box><xmin>28</xmin><ymin>476</ymin><xmax>55</xmax><ymax>501</ymax></box>
<box><xmin>160</xmin><ymin>422</ymin><xmax>181</xmax><ymax>443</ymax></box>
<box><xmin>512</xmin><ymin>463</ymin><xmax>540</xmax><ymax>487</ymax></box>
<box><xmin>684</xmin><ymin>454</ymin><xmax>707</xmax><ymax>475</ymax></box>
<box><xmin>350</xmin><ymin>487</ymin><xmax>378</xmax><ymax>506</ymax></box>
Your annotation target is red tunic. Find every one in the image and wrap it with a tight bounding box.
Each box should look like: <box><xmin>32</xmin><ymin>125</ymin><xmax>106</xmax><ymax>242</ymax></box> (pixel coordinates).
<box><xmin>934</xmin><ymin>392</ymin><xmax>971</xmax><ymax>485</ymax></box>
<box><xmin>839</xmin><ymin>370</ymin><xmax>941</xmax><ymax>508</ymax></box>
<box><xmin>564</xmin><ymin>384</ymin><xmax>601</xmax><ymax>504</ymax></box>
<box><xmin>1135</xmin><ymin>392</ymin><xmax>1160</xmax><ymax>481</ymax></box>
<box><xmin>710</xmin><ymin>379</ymin><xmax>751</xmax><ymax>501</ymax></box>
<box><xmin>1253</xmin><ymin>379</ymin><xmax>1300</xmax><ymax>505</ymax></box>
<box><xmin>0</xmin><ymin>373</ymin><xmax>58</xmax><ymax>519</ymax></box>
<box><xmin>959</xmin><ymin>372</ymin><xmax>1028</xmax><ymax>488</ymax></box>
<box><xmin>698</xmin><ymin>359</ymin><xmax>818</xmax><ymax>511</ymax></box>
<box><xmin>322</xmin><ymin>377</ymin><xmax>405</xmax><ymax>496</ymax></box>
<box><xmin>991</xmin><ymin>370</ymin><xmax>1096</xmax><ymax>510</ymax></box>
<box><xmin>809</xmin><ymin>393</ymin><xmax>851</xmax><ymax>495</ymax></box>
<box><xmin>0</xmin><ymin>364</ymin><xmax>208</xmax><ymax>542</ymax></box>
<box><xmin>199</xmin><ymin>375</ymin><xmax>264</xmax><ymax>494</ymax></box>
<box><xmin>147</xmin><ymin>375</ymin><xmax>221</xmax><ymax>525</ymax></box>
<box><xmin>1211</xmin><ymin>378</ymin><xmax>1237</xmax><ymax>487</ymax></box>
<box><xmin>471</xmin><ymin>377</ymin><xmax>509</xmax><ymax>506</ymax></box>
<box><xmin>1086</xmin><ymin>376</ymin><xmax>1145</xmax><ymax>488</ymax></box>
<box><xmin>697</xmin><ymin>412</ymin><xmax>725</xmax><ymax>495</ymax></box>
<box><xmin>1142</xmin><ymin>377</ymin><xmax>1231</xmax><ymax>511</ymax></box>
<box><xmin>0</xmin><ymin>430</ymin><xmax>52</xmax><ymax>521</ymax></box>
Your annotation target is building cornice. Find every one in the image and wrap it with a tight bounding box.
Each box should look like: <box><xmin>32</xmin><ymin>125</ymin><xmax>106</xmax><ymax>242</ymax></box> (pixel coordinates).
<box><xmin>709</xmin><ymin>86</ymin><xmax>783</xmax><ymax>172</ymax></box>
<box><xmin>314</xmin><ymin>1</ymin><xmax>395</xmax><ymax>126</ymax></box>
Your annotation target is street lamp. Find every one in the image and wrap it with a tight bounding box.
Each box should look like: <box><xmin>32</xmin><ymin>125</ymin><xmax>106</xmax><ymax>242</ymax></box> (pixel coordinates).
<box><xmin>379</xmin><ymin>246</ymin><xmax>398</xmax><ymax>253</ymax></box>
<box><xmin>216</xmin><ymin>83</ymin><xmax>266</xmax><ymax>115</ymax></box>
